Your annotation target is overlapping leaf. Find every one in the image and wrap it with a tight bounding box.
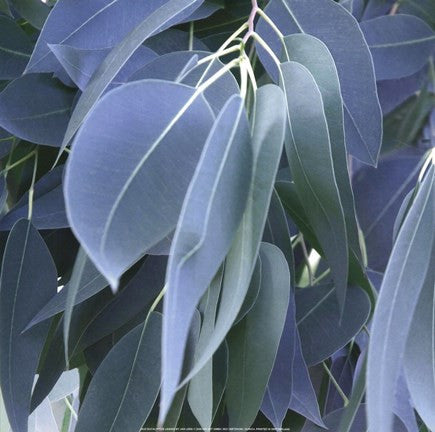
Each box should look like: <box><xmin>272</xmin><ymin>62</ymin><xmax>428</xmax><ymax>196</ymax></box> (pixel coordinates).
<box><xmin>64</xmin><ymin>79</ymin><xmax>215</xmax><ymax>287</ymax></box>
<box><xmin>367</xmin><ymin>164</ymin><xmax>434</xmax><ymax>432</ymax></box>
<box><xmin>0</xmin><ymin>220</ymin><xmax>57</xmax><ymax>432</ymax></box>
<box><xmin>160</xmin><ymin>95</ymin><xmax>252</xmax><ymax>421</ymax></box>
<box><xmin>257</xmin><ymin>0</ymin><xmax>382</xmax><ymax>165</ymax></box>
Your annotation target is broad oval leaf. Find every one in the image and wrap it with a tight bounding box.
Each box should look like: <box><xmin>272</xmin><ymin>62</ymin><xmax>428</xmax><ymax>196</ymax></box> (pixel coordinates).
<box><xmin>26</xmin><ymin>0</ymin><xmax>203</xmax><ymax>73</ymax></box>
<box><xmin>283</xmin><ymin>33</ymin><xmax>362</xmax><ymax>265</ymax></box>
<box><xmin>256</xmin><ymin>0</ymin><xmax>382</xmax><ymax>165</ymax></box>
<box><xmin>404</xmin><ymin>261</ymin><xmax>435</xmax><ymax>430</ymax></box>
<box><xmin>360</xmin><ymin>14</ymin><xmax>435</xmax><ymax>80</ymax></box>
<box><xmin>49</xmin><ymin>44</ymin><xmax>158</xmax><ymax>91</ymax></box>
<box><xmin>0</xmin><ymin>220</ymin><xmax>57</xmax><ymax>432</ymax></box>
<box><xmin>0</xmin><ymin>16</ymin><xmax>32</xmax><ymax>80</ymax></box>
<box><xmin>172</xmin><ymin>84</ymin><xmax>286</xmax><ymax>391</ymax></box>
<box><xmin>296</xmin><ymin>284</ymin><xmax>371</xmax><ymax>365</ymax></box>
<box><xmin>0</xmin><ymin>74</ymin><xmax>75</xmax><ymax>147</ymax></box>
<box><xmin>226</xmin><ymin>243</ymin><xmax>290</xmax><ymax>430</ymax></box>
<box><xmin>60</xmin><ymin>0</ymin><xmax>205</xmax><ymax>151</ymax></box>
<box><xmin>64</xmin><ymin>79</ymin><xmax>215</xmax><ymax>287</ymax></box>
<box><xmin>367</xmin><ymin>165</ymin><xmax>434</xmax><ymax>432</ymax></box>
<box><xmin>280</xmin><ymin>61</ymin><xmax>348</xmax><ymax>312</ymax></box>
<box><xmin>160</xmin><ymin>95</ymin><xmax>252</xmax><ymax>421</ymax></box>
<box><xmin>74</xmin><ymin>312</ymin><xmax>162</xmax><ymax>432</ymax></box>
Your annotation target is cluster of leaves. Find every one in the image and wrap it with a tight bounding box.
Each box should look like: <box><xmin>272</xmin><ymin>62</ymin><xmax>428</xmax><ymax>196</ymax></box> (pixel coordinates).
<box><xmin>0</xmin><ymin>0</ymin><xmax>434</xmax><ymax>431</ymax></box>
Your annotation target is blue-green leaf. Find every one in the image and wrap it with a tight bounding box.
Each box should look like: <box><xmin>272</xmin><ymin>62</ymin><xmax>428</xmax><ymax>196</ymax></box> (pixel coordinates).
<box><xmin>160</xmin><ymin>95</ymin><xmax>252</xmax><ymax>421</ymax></box>
<box><xmin>367</xmin><ymin>165</ymin><xmax>434</xmax><ymax>432</ymax></box>
<box><xmin>0</xmin><ymin>220</ymin><xmax>57</xmax><ymax>432</ymax></box>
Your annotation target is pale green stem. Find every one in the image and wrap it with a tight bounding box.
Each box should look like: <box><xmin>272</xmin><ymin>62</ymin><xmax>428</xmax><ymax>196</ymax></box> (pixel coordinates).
<box><xmin>0</xmin><ymin>150</ymin><xmax>36</xmax><ymax>177</ymax></box>
<box><xmin>189</xmin><ymin>21</ymin><xmax>194</xmax><ymax>51</ymax></box>
<box><xmin>257</xmin><ymin>9</ymin><xmax>290</xmax><ymax>61</ymax></box>
<box><xmin>27</xmin><ymin>149</ymin><xmax>38</xmax><ymax>220</ymax></box>
<box><xmin>197</xmin><ymin>45</ymin><xmax>242</xmax><ymax>66</ymax></box>
<box><xmin>300</xmin><ymin>234</ymin><xmax>314</xmax><ymax>286</ymax></box>
<box><xmin>323</xmin><ymin>362</ymin><xmax>350</xmax><ymax>406</ymax></box>
<box><xmin>64</xmin><ymin>396</ymin><xmax>78</xmax><ymax>421</ymax></box>
<box><xmin>313</xmin><ymin>268</ymin><xmax>331</xmax><ymax>285</ymax></box>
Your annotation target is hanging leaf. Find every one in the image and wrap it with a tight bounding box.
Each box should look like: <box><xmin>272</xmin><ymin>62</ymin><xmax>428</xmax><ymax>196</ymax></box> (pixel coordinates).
<box><xmin>170</xmin><ymin>84</ymin><xmax>286</xmax><ymax>392</ymax></box>
<box><xmin>404</xmin><ymin>254</ymin><xmax>435</xmax><ymax>430</ymax></box>
<box><xmin>256</xmin><ymin>0</ymin><xmax>382</xmax><ymax>165</ymax></box>
<box><xmin>296</xmin><ymin>284</ymin><xmax>370</xmax><ymax>365</ymax></box>
<box><xmin>360</xmin><ymin>15</ymin><xmax>435</xmax><ymax>80</ymax></box>
<box><xmin>74</xmin><ymin>313</ymin><xmax>162</xmax><ymax>432</ymax></box>
<box><xmin>226</xmin><ymin>243</ymin><xmax>290</xmax><ymax>429</ymax></box>
<box><xmin>10</xmin><ymin>0</ymin><xmax>50</xmax><ymax>30</ymax></box>
<box><xmin>0</xmin><ymin>16</ymin><xmax>32</xmax><ymax>80</ymax></box>
<box><xmin>160</xmin><ymin>94</ymin><xmax>252</xmax><ymax>421</ymax></box>
<box><xmin>60</xmin><ymin>0</ymin><xmax>206</xmax><ymax>151</ymax></box>
<box><xmin>0</xmin><ymin>220</ymin><xmax>57</xmax><ymax>432</ymax></box>
<box><xmin>0</xmin><ymin>74</ymin><xmax>75</xmax><ymax>147</ymax></box>
<box><xmin>280</xmin><ymin>60</ymin><xmax>348</xmax><ymax>312</ymax></box>
<box><xmin>64</xmin><ymin>79</ymin><xmax>215</xmax><ymax>288</ymax></box>
<box><xmin>367</xmin><ymin>165</ymin><xmax>434</xmax><ymax>432</ymax></box>
<box><xmin>283</xmin><ymin>33</ymin><xmax>362</xmax><ymax>265</ymax></box>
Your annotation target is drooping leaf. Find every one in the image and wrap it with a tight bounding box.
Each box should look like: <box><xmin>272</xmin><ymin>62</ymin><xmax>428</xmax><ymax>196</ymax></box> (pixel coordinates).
<box><xmin>296</xmin><ymin>284</ymin><xmax>370</xmax><ymax>366</ymax></box>
<box><xmin>226</xmin><ymin>243</ymin><xmax>290</xmax><ymax>430</ymax></box>
<box><xmin>26</xmin><ymin>253</ymin><xmax>107</xmax><ymax>330</ymax></box>
<box><xmin>360</xmin><ymin>14</ymin><xmax>435</xmax><ymax>80</ymax></box>
<box><xmin>367</xmin><ymin>165</ymin><xmax>434</xmax><ymax>432</ymax></box>
<box><xmin>64</xmin><ymin>79</ymin><xmax>215</xmax><ymax>287</ymax></box>
<box><xmin>160</xmin><ymin>95</ymin><xmax>252</xmax><ymax>421</ymax></box>
<box><xmin>188</xmin><ymin>269</ymin><xmax>223</xmax><ymax>429</ymax></box>
<box><xmin>0</xmin><ymin>74</ymin><xmax>75</xmax><ymax>147</ymax></box>
<box><xmin>0</xmin><ymin>220</ymin><xmax>57</xmax><ymax>432</ymax></box>
<box><xmin>0</xmin><ymin>16</ymin><xmax>32</xmax><ymax>80</ymax></box>
<box><xmin>283</xmin><ymin>33</ymin><xmax>362</xmax><ymax>265</ymax></box>
<box><xmin>399</xmin><ymin>0</ymin><xmax>435</xmax><ymax>29</ymax></box>
<box><xmin>49</xmin><ymin>44</ymin><xmax>158</xmax><ymax>91</ymax></box>
<box><xmin>256</xmin><ymin>0</ymin><xmax>382</xmax><ymax>165</ymax></box>
<box><xmin>0</xmin><ymin>165</ymin><xmax>68</xmax><ymax>231</ymax></box>
<box><xmin>404</xmin><ymin>251</ymin><xmax>435</xmax><ymax>430</ymax></box>
<box><xmin>60</xmin><ymin>0</ymin><xmax>205</xmax><ymax>150</ymax></box>
<box><xmin>74</xmin><ymin>313</ymin><xmax>162</xmax><ymax>432</ymax></box>
<box><xmin>171</xmin><ymin>84</ymin><xmax>286</xmax><ymax>391</ymax></box>
<box><xmin>280</xmin><ymin>60</ymin><xmax>348</xmax><ymax>312</ymax></box>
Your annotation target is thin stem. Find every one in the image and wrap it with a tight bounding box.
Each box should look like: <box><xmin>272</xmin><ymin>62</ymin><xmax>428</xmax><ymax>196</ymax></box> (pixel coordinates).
<box><xmin>257</xmin><ymin>9</ymin><xmax>290</xmax><ymax>61</ymax></box>
<box><xmin>252</xmin><ymin>32</ymin><xmax>281</xmax><ymax>69</ymax></box>
<box><xmin>243</xmin><ymin>0</ymin><xmax>259</xmax><ymax>43</ymax></box>
<box><xmin>313</xmin><ymin>268</ymin><xmax>331</xmax><ymax>285</ymax></box>
<box><xmin>197</xmin><ymin>45</ymin><xmax>241</xmax><ymax>66</ymax></box>
<box><xmin>323</xmin><ymin>362</ymin><xmax>350</xmax><ymax>406</ymax></box>
<box><xmin>0</xmin><ymin>150</ymin><xmax>36</xmax><ymax>177</ymax></box>
<box><xmin>196</xmin><ymin>58</ymin><xmax>240</xmax><ymax>92</ymax></box>
<box><xmin>240</xmin><ymin>59</ymin><xmax>248</xmax><ymax>100</ymax></box>
<box><xmin>28</xmin><ymin>149</ymin><xmax>39</xmax><ymax>220</ymax></box>
<box><xmin>145</xmin><ymin>284</ymin><xmax>167</xmax><ymax>326</ymax></box>
<box><xmin>389</xmin><ymin>2</ymin><xmax>400</xmax><ymax>15</ymax></box>
<box><xmin>64</xmin><ymin>396</ymin><xmax>78</xmax><ymax>421</ymax></box>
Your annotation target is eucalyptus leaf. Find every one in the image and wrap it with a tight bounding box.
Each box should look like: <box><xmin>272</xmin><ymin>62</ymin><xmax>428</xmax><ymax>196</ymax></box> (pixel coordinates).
<box><xmin>0</xmin><ymin>220</ymin><xmax>57</xmax><ymax>432</ymax></box>
<box><xmin>367</xmin><ymin>165</ymin><xmax>434</xmax><ymax>432</ymax></box>
<box><xmin>0</xmin><ymin>74</ymin><xmax>75</xmax><ymax>147</ymax></box>
<box><xmin>160</xmin><ymin>94</ymin><xmax>252</xmax><ymax>421</ymax></box>
<box><xmin>11</xmin><ymin>0</ymin><xmax>50</xmax><ymax>30</ymax></box>
<box><xmin>280</xmin><ymin>60</ymin><xmax>348</xmax><ymax>312</ymax></box>
<box><xmin>360</xmin><ymin>14</ymin><xmax>435</xmax><ymax>80</ymax></box>
<box><xmin>74</xmin><ymin>313</ymin><xmax>162</xmax><ymax>432</ymax></box>
<box><xmin>226</xmin><ymin>243</ymin><xmax>290</xmax><ymax>430</ymax></box>
<box><xmin>256</xmin><ymin>0</ymin><xmax>382</xmax><ymax>165</ymax></box>
<box><xmin>65</xmin><ymin>79</ymin><xmax>215</xmax><ymax>288</ymax></box>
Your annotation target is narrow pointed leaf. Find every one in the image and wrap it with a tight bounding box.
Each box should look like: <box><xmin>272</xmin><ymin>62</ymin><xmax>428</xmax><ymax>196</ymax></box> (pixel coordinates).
<box><xmin>404</xmin><ymin>251</ymin><xmax>435</xmax><ymax>430</ymax></box>
<box><xmin>257</xmin><ymin>0</ymin><xmax>382</xmax><ymax>165</ymax></box>
<box><xmin>367</xmin><ymin>165</ymin><xmax>434</xmax><ymax>432</ymax></box>
<box><xmin>0</xmin><ymin>220</ymin><xmax>57</xmax><ymax>432</ymax></box>
<box><xmin>160</xmin><ymin>95</ymin><xmax>252</xmax><ymax>421</ymax></box>
<box><xmin>296</xmin><ymin>284</ymin><xmax>370</xmax><ymax>365</ymax></box>
<box><xmin>65</xmin><ymin>80</ymin><xmax>214</xmax><ymax>287</ymax></box>
<box><xmin>74</xmin><ymin>313</ymin><xmax>162</xmax><ymax>432</ymax></box>
<box><xmin>226</xmin><ymin>243</ymin><xmax>290</xmax><ymax>429</ymax></box>
<box><xmin>360</xmin><ymin>14</ymin><xmax>435</xmax><ymax>80</ymax></box>
<box><xmin>284</xmin><ymin>33</ymin><xmax>362</xmax><ymax>264</ymax></box>
<box><xmin>60</xmin><ymin>0</ymin><xmax>205</xmax><ymax>151</ymax></box>
<box><xmin>0</xmin><ymin>74</ymin><xmax>75</xmax><ymax>147</ymax></box>
<box><xmin>174</xmin><ymin>85</ymin><xmax>286</xmax><ymax>389</ymax></box>
<box><xmin>280</xmin><ymin>61</ymin><xmax>348</xmax><ymax>312</ymax></box>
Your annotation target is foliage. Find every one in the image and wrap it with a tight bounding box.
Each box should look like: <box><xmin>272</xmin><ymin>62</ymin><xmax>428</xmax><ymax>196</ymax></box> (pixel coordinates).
<box><xmin>0</xmin><ymin>0</ymin><xmax>434</xmax><ymax>431</ymax></box>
